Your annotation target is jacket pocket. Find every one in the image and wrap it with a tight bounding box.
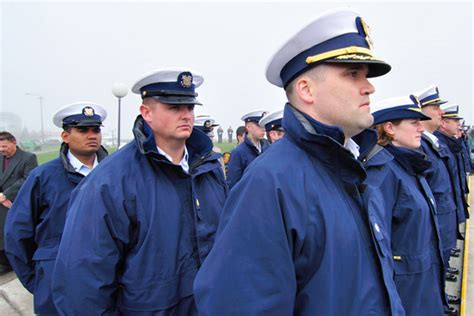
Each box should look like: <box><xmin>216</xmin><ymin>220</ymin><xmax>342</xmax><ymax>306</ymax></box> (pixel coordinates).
<box><xmin>392</xmin><ymin>250</ymin><xmax>431</xmax><ymax>275</ymax></box>
<box><xmin>120</xmin><ymin>266</ymin><xmax>197</xmax><ymax>311</ymax></box>
<box><xmin>432</xmin><ymin>193</ymin><xmax>456</xmax><ymax>215</ymax></box>
<box><xmin>32</xmin><ymin>242</ymin><xmax>59</xmax><ymax>260</ymax></box>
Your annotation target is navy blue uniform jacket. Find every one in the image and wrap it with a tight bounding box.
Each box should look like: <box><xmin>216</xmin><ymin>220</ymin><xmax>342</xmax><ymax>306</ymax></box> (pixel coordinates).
<box><xmin>226</xmin><ymin>135</ymin><xmax>269</xmax><ymax>189</ymax></box>
<box><xmin>435</xmin><ymin>131</ymin><xmax>469</xmax><ymax>221</ymax></box>
<box><xmin>193</xmin><ymin>104</ymin><xmax>405</xmax><ymax>316</ymax></box>
<box><xmin>421</xmin><ymin>136</ymin><xmax>459</xmax><ymax>262</ymax></box>
<box><xmin>365</xmin><ymin>144</ymin><xmax>445</xmax><ymax>316</ymax></box>
<box><xmin>460</xmin><ymin>137</ymin><xmax>472</xmax><ymax>174</ymax></box>
<box><xmin>4</xmin><ymin>144</ymin><xmax>107</xmax><ymax>314</ymax></box>
<box><xmin>51</xmin><ymin>116</ymin><xmax>227</xmax><ymax>315</ymax></box>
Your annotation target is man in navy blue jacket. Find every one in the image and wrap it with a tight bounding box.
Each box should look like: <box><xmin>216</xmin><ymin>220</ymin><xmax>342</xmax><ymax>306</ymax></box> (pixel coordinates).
<box><xmin>52</xmin><ymin>68</ymin><xmax>227</xmax><ymax>315</ymax></box>
<box><xmin>416</xmin><ymin>86</ymin><xmax>461</xmax><ymax>314</ymax></box>
<box><xmin>437</xmin><ymin>104</ymin><xmax>470</xmax><ymax>221</ymax></box>
<box><xmin>194</xmin><ymin>8</ymin><xmax>405</xmax><ymax>316</ymax></box>
<box><xmin>5</xmin><ymin>102</ymin><xmax>108</xmax><ymax>315</ymax></box>
<box><xmin>226</xmin><ymin>109</ymin><xmax>270</xmax><ymax>189</ymax></box>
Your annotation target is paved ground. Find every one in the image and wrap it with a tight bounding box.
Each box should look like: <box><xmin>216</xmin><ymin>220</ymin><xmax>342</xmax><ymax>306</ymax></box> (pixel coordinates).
<box><xmin>464</xmin><ymin>176</ymin><xmax>474</xmax><ymax>316</ymax></box>
<box><xmin>0</xmin><ymin>177</ymin><xmax>473</xmax><ymax>315</ymax></box>
<box><xmin>0</xmin><ymin>272</ymin><xmax>33</xmax><ymax>315</ymax></box>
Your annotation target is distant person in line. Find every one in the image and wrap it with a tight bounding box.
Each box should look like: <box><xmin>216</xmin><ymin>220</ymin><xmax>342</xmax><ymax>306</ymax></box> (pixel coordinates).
<box><xmin>217</xmin><ymin>125</ymin><xmax>224</xmax><ymax>143</ymax></box>
<box><xmin>235</xmin><ymin>126</ymin><xmax>246</xmax><ymax>144</ymax></box>
<box><xmin>194</xmin><ymin>8</ymin><xmax>405</xmax><ymax>315</ymax></box>
<box><xmin>0</xmin><ymin>131</ymin><xmax>38</xmax><ymax>275</ymax></box>
<box><xmin>227</xmin><ymin>126</ymin><xmax>233</xmax><ymax>143</ymax></box>
<box><xmin>52</xmin><ymin>68</ymin><xmax>227</xmax><ymax>315</ymax></box>
<box><xmin>225</xmin><ymin>110</ymin><xmax>269</xmax><ymax>189</ymax></box>
<box><xmin>415</xmin><ymin>85</ymin><xmax>460</xmax><ymax>315</ymax></box>
<box><xmin>436</xmin><ymin>104</ymin><xmax>470</xmax><ymax>221</ymax></box>
<box><xmin>194</xmin><ymin>115</ymin><xmax>225</xmax><ymax>173</ymax></box>
<box><xmin>4</xmin><ymin>102</ymin><xmax>108</xmax><ymax>314</ymax></box>
<box><xmin>458</xmin><ymin>124</ymin><xmax>472</xmax><ymax>173</ymax></box>
<box><xmin>367</xmin><ymin>95</ymin><xmax>446</xmax><ymax>316</ymax></box>
<box><xmin>259</xmin><ymin>109</ymin><xmax>285</xmax><ymax>143</ymax></box>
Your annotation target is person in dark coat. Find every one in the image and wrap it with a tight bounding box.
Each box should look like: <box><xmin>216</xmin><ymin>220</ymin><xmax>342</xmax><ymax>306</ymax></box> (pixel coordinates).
<box><xmin>458</xmin><ymin>127</ymin><xmax>472</xmax><ymax>173</ymax></box>
<box><xmin>415</xmin><ymin>86</ymin><xmax>460</xmax><ymax>314</ymax></box>
<box><xmin>226</xmin><ymin>109</ymin><xmax>270</xmax><ymax>189</ymax></box>
<box><xmin>194</xmin><ymin>8</ymin><xmax>405</xmax><ymax>316</ymax></box>
<box><xmin>437</xmin><ymin>104</ymin><xmax>470</xmax><ymax>221</ymax></box>
<box><xmin>4</xmin><ymin>102</ymin><xmax>108</xmax><ymax>315</ymax></box>
<box><xmin>367</xmin><ymin>95</ymin><xmax>446</xmax><ymax>316</ymax></box>
<box><xmin>216</xmin><ymin>126</ymin><xmax>223</xmax><ymax>144</ymax></box>
<box><xmin>0</xmin><ymin>131</ymin><xmax>38</xmax><ymax>273</ymax></box>
<box><xmin>52</xmin><ymin>68</ymin><xmax>227</xmax><ymax>315</ymax></box>
<box><xmin>227</xmin><ymin>126</ymin><xmax>233</xmax><ymax>143</ymax></box>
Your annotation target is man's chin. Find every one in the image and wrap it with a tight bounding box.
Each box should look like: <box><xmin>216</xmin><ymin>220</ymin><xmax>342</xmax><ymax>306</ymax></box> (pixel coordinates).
<box><xmin>176</xmin><ymin>131</ymin><xmax>192</xmax><ymax>140</ymax></box>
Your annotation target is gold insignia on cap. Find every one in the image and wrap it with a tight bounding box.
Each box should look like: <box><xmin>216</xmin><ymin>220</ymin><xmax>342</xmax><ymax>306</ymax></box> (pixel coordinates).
<box><xmin>204</xmin><ymin>120</ymin><xmax>212</xmax><ymax>128</ymax></box>
<box><xmin>306</xmin><ymin>46</ymin><xmax>374</xmax><ymax>64</ymax></box>
<box><xmin>180</xmin><ymin>75</ymin><xmax>193</xmax><ymax>88</ymax></box>
<box><xmin>83</xmin><ymin>106</ymin><xmax>95</xmax><ymax>117</ymax></box>
<box><xmin>142</xmin><ymin>91</ymin><xmax>147</xmax><ymax>97</ymax></box>
<box><xmin>412</xmin><ymin>95</ymin><xmax>421</xmax><ymax>107</ymax></box>
<box><xmin>334</xmin><ymin>54</ymin><xmax>375</xmax><ymax>61</ymax></box>
<box><xmin>360</xmin><ymin>18</ymin><xmax>373</xmax><ymax>49</ymax></box>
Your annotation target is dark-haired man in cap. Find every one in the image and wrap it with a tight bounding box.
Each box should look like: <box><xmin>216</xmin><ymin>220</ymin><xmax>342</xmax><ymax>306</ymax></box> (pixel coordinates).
<box><xmin>4</xmin><ymin>102</ymin><xmax>107</xmax><ymax>314</ymax></box>
<box><xmin>415</xmin><ymin>86</ymin><xmax>461</xmax><ymax>314</ymax></box>
<box><xmin>194</xmin><ymin>8</ymin><xmax>404</xmax><ymax>315</ymax></box>
<box><xmin>0</xmin><ymin>131</ymin><xmax>38</xmax><ymax>274</ymax></box>
<box><xmin>52</xmin><ymin>68</ymin><xmax>227</xmax><ymax>315</ymax></box>
<box><xmin>438</xmin><ymin>103</ymin><xmax>470</xmax><ymax>222</ymax></box>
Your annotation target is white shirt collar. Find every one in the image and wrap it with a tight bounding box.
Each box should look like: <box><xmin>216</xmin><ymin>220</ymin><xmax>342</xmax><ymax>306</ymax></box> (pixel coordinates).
<box><xmin>67</xmin><ymin>150</ymin><xmax>98</xmax><ymax>176</ymax></box>
<box><xmin>344</xmin><ymin>138</ymin><xmax>361</xmax><ymax>159</ymax></box>
<box><xmin>422</xmin><ymin>131</ymin><xmax>439</xmax><ymax>146</ymax></box>
<box><xmin>156</xmin><ymin>145</ymin><xmax>189</xmax><ymax>173</ymax></box>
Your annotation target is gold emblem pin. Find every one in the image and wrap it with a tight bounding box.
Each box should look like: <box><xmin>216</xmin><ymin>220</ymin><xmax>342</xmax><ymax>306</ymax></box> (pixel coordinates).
<box><xmin>180</xmin><ymin>75</ymin><xmax>193</xmax><ymax>88</ymax></box>
<box><xmin>360</xmin><ymin>18</ymin><xmax>374</xmax><ymax>49</ymax></box>
<box><xmin>83</xmin><ymin>106</ymin><xmax>95</xmax><ymax>117</ymax></box>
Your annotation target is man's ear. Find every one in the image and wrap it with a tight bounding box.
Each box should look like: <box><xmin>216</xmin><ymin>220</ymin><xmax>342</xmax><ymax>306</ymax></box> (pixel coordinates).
<box><xmin>293</xmin><ymin>76</ymin><xmax>315</xmax><ymax>105</ymax></box>
<box><xmin>61</xmin><ymin>130</ymin><xmax>70</xmax><ymax>144</ymax></box>
<box><xmin>140</xmin><ymin>104</ymin><xmax>153</xmax><ymax>124</ymax></box>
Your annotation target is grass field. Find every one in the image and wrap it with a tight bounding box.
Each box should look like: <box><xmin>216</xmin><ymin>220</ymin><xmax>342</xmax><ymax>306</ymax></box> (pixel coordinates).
<box><xmin>35</xmin><ymin>142</ymin><xmax>236</xmax><ymax>165</ymax></box>
<box><xmin>214</xmin><ymin>141</ymin><xmax>237</xmax><ymax>153</ymax></box>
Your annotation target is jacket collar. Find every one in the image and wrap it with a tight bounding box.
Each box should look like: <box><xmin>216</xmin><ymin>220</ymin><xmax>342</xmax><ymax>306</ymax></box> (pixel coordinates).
<box><xmin>132</xmin><ymin>115</ymin><xmax>216</xmax><ymax>168</ymax></box>
<box><xmin>362</xmin><ymin>144</ymin><xmax>393</xmax><ymax>168</ymax></box>
<box><xmin>243</xmin><ymin>134</ymin><xmax>269</xmax><ymax>154</ymax></box>
<box><xmin>60</xmin><ymin>142</ymin><xmax>108</xmax><ymax>175</ymax></box>
<box><xmin>434</xmin><ymin>130</ymin><xmax>462</xmax><ymax>152</ymax></box>
<box><xmin>282</xmin><ymin>103</ymin><xmax>369</xmax><ymax>185</ymax></box>
<box><xmin>384</xmin><ymin>143</ymin><xmax>431</xmax><ymax>175</ymax></box>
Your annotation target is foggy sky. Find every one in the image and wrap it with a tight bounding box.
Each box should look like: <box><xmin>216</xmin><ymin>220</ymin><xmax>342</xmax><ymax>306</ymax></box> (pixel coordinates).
<box><xmin>1</xmin><ymin>1</ymin><xmax>472</xmax><ymax>140</ymax></box>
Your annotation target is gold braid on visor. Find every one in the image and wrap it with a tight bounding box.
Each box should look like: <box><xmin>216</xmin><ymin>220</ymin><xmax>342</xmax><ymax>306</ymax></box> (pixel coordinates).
<box><xmin>305</xmin><ymin>46</ymin><xmax>375</xmax><ymax>64</ymax></box>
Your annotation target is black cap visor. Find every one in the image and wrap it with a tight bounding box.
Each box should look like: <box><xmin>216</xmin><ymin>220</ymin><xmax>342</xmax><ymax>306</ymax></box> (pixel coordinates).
<box><xmin>325</xmin><ymin>57</ymin><xmax>391</xmax><ymax>78</ymax></box>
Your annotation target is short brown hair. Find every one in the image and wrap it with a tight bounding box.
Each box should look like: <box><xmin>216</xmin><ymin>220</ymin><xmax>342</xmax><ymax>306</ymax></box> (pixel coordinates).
<box><xmin>0</xmin><ymin>131</ymin><xmax>16</xmax><ymax>142</ymax></box>
<box><xmin>375</xmin><ymin>121</ymin><xmax>401</xmax><ymax>146</ymax></box>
